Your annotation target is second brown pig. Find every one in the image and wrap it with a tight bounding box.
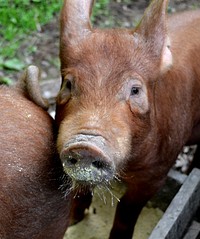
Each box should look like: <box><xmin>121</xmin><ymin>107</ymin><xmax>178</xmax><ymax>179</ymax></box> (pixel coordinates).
<box><xmin>56</xmin><ymin>0</ymin><xmax>200</xmax><ymax>238</ymax></box>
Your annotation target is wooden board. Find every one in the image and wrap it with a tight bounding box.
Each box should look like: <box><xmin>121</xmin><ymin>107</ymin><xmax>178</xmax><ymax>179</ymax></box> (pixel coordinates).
<box><xmin>149</xmin><ymin>168</ymin><xmax>200</xmax><ymax>239</ymax></box>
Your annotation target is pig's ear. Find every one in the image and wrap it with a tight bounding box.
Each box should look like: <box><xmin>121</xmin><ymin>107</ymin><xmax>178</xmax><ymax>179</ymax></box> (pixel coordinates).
<box><xmin>60</xmin><ymin>0</ymin><xmax>94</xmax><ymax>46</ymax></box>
<box><xmin>135</xmin><ymin>0</ymin><xmax>172</xmax><ymax>73</ymax></box>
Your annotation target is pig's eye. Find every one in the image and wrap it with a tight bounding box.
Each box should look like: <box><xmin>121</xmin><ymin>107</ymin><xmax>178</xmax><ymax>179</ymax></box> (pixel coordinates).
<box><xmin>127</xmin><ymin>79</ymin><xmax>149</xmax><ymax>114</ymax></box>
<box><xmin>130</xmin><ymin>86</ymin><xmax>141</xmax><ymax>96</ymax></box>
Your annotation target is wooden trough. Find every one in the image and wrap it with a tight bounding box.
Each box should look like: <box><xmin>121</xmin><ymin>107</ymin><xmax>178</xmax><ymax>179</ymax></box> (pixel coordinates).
<box><xmin>149</xmin><ymin>168</ymin><xmax>200</xmax><ymax>239</ymax></box>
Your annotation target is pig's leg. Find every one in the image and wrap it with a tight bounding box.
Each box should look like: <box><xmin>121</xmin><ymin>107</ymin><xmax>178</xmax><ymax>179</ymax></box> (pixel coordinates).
<box><xmin>186</xmin><ymin>123</ymin><xmax>200</xmax><ymax>145</ymax></box>
<box><xmin>69</xmin><ymin>189</ymin><xmax>93</xmax><ymax>225</ymax></box>
<box><xmin>186</xmin><ymin>122</ymin><xmax>200</xmax><ymax>173</ymax></box>
<box><xmin>109</xmin><ymin>179</ymin><xmax>165</xmax><ymax>239</ymax></box>
<box><xmin>109</xmin><ymin>192</ymin><xmax>147</xmax><ymax>239</ymax></box>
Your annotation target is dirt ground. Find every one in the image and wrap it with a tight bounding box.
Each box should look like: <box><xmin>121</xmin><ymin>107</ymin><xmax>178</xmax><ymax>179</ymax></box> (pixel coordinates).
<box><xmin>1</xmin><ymin>0</ymin><xmax>200</xmax><ymax>238</ymax></box>
<box><xmin>64</xmin><ymin>182</ymin><xmax>163</xmax><ymax>239</ymax></box>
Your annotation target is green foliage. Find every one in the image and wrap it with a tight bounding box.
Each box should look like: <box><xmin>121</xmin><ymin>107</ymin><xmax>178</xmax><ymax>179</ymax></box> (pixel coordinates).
<box><xmin>91</xmin><ymin>0</ymin><xmax>111</xmax><ymax>28</ymax></box>
<box><xmin>0</xmin><ymin>0</ymin><xmax>62</xmax><ymax>60</ymax></box>
<box><xmin>0</xmin><ymin>76</ymin><xmax>13</xmax><ymax>85</ymax></box>
<box><xmin>0</xmin><ymin>0</ymin><xmax>109</xmax><ymax>74</ymax></box>
<box><xmin>3</xmin><ymin>58</ymin><xmax>25</xmax><ymax>71</ymax></box>
<box><xmin>92</xmin><ymin>0</ymin><xmax>110</xmax><ymax>19</ymax></box>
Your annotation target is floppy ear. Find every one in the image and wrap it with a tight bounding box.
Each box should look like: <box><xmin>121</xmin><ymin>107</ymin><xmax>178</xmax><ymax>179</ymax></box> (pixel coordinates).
<box><xmin>135</xmin><ymin>0</ymin><xmax>172</xmax><ymax>73</ymax></box>
<box><xmin>60</xmin><ymin>0</ymin><xmax>94</xmax><ymax>46</ymax></box>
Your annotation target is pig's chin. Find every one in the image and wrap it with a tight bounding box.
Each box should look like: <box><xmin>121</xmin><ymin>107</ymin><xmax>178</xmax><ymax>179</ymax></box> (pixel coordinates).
<box><xmin>62</xmin><ymin>161</ymin><xmax>114</xmax><ymax>187</ymax></box>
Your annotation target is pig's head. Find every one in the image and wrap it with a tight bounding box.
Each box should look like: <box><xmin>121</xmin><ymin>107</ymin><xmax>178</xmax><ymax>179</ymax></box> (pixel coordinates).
<box><xmin>56</xmin><ymin>0</ymin><xmax>172</xmax><ymax>187</ymax></box>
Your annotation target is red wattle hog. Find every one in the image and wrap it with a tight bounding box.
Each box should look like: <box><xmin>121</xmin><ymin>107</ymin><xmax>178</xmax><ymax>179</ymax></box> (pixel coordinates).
<box><xmin>0</xmin><ymin>66</ymin><xmax>71</xmax><ymax>239</ymax></box>
<box><xmin>56</xmin><ymin>0</ymin><xmax>200</xmax><ymax>238</ymax></box>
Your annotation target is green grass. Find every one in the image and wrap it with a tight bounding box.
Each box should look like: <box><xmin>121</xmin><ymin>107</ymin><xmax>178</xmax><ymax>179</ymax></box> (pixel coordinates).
<box><xmin>0</xmin><ymin>0</ymin><xmax>109</xmax><ymax>76</ymax></box>
<box><xmin>0</xmin><ymin>0</ymin><xmax>62</xmax><ymax>59</ymax></box>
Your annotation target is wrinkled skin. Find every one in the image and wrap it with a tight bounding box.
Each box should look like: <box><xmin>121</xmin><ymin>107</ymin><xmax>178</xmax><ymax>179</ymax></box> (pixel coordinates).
<box><xmin>56</xmin><ymin>0</ymin><xmax>200</xmax><ymax>238</ymax></box>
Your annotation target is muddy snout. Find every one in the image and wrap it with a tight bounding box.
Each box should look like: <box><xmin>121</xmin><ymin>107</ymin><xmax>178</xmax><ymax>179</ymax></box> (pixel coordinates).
<box><xmin>60</xmin><ymin>134</ymin><xmax>115</xmax><ymax>185</ymax></box>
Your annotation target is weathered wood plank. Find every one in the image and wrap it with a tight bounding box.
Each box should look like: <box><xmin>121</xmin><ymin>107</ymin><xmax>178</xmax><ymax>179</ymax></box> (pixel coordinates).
<box><xmin>148</xmin><ymin>168</ymin><xmax>200</xmax><ymax>239</ymax></box>
<box><xmin>183</xmin><ymin>221</ymin><xmax>200</xmax><ymax>239</ymax></box>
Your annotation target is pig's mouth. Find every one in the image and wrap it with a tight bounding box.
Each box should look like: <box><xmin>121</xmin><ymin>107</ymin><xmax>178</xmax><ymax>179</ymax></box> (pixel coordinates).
<box><xmin>60</xmin><ymin>134</ymin><xmax>115</xmax><ymax>186</ymax></box>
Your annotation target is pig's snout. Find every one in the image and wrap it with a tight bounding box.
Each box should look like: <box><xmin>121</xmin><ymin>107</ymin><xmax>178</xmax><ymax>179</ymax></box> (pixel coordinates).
<box><xmin>63</xmin><ymin>148</ymin><xmax>108</xmax><ymax>170</ymax></box>
<box><xmin>60</xmin><ymin>136</ymin><xmax>114</xmax><ymax>185</ymax></box>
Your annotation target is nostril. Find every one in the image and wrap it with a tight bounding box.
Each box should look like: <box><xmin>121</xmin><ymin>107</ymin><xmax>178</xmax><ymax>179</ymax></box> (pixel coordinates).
<box><xmin>61</xmin><ymin>149</ymin><xmax>82</xmax><ymax>166</ymax></box>
<box><xmin>68</xmin><ymin>157</ymin><xmax>78</xmax><ymax>165</ymax></box>
<box><xmin>92</xmin><ymin>160</ymin><xmax>105</xmax><ymax>169</ymax></box>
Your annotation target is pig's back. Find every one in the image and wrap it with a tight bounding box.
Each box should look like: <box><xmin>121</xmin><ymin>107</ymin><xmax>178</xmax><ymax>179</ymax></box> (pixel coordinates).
<box><xmin>168</xmin><ymin>10</ymin><xmax>200</xmax><ymax>32</ymax></box>
<box><xmin>167</xmin><ymin>10</ymin><xmax>200</xmax><ymax>72</ymax></box>
<box><xmin>0</xmin><ymin>86</ymin><xmax>70</xmax><ymax>239</ymax></box>
<box><xmin>168</xmin><ymin>10</ymin><xmax>200</xmax><ymax>48</ymax></box>
<box><xmin>0</xmin><ymin>86</ymin><xmax>54</xmax><ymax>166</ymax></box>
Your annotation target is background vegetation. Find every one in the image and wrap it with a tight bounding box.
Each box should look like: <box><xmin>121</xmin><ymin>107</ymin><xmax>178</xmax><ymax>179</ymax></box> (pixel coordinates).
<box><xmin>1</xmin><ymin>0</ymin><xmax>199</xmax><ymax>84</ymax></box>
<box><xmin>0</xmin><ymin>0</ymin><xmax>109</xmax><ymax>83</ymax></box>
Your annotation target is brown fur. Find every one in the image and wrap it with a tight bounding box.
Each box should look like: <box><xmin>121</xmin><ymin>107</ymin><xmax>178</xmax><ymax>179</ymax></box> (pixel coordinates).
<box><xmin>56</xmin><ymin>0</ymin><xmax>200</xmax><ymax>238</ymax></box>
<box><xmin>0</xmin><ymin>81</ymin><xmax>71</xmax><ymax>238</ymax></box>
